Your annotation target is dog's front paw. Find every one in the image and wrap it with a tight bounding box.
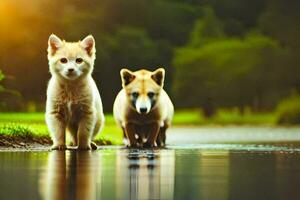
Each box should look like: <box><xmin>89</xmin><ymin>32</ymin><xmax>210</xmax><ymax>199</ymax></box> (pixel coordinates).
<box><xmin>51</xmin><ymin>144</ymin><xmax>67</xmax><ymax>151</ymax></box>
<box><xmin>77</xmin><ymin>144</ymin><xmax>92</xmax><ymax>151</ymax></box>
<box><xmin>143</xmin><ymin>142</ymin><xmax>154</xmax><ymax>148</ymax></box>
<box><xmin>127</xmin><ymin>143</ymin><xmax>142</xmax><ymax>148</ymax></box>
<box><xmin>156</xmin><ymin>141</ymin><xmax>165</xmax><ymax>147</ymax></box>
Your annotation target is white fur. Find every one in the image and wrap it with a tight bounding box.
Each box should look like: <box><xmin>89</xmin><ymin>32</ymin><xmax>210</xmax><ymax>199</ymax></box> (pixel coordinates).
<box><xmin>135</xmin><ymin>96</ymin><xmax>152</xmax><ymax>114</ymax></box>
<box><xmin>46</xmin><ymin>34</ymin><xmax>104</xmax><ymax>150</ymax></box>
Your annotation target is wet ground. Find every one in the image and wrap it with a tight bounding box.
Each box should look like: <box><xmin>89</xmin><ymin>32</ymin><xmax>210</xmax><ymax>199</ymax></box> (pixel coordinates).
<box><xmin>1</xmin><ymin>127</ymin><xmax>300</xmax><ymax>200</ymax></box>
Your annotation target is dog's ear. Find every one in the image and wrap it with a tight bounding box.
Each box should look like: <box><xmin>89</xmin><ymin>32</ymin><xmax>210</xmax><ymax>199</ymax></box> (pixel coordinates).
<box><xmin>120</xmin><ymin>69</ymin><xmax>135</xmax><ymax>87</ymax></box>
<box><xmin>151</xmin><ymin>68</ymin><xmax>165</xmax><ymax>87</ymax></box>
<box><xmin>81</xmin><ymin>35</ymin><xmax>95</xmax><ymax>56</ymax></box>
<box><xmin>48</xmin><ymin>34</ymin><xmax>63</xmax><ymax>55</ymax></box>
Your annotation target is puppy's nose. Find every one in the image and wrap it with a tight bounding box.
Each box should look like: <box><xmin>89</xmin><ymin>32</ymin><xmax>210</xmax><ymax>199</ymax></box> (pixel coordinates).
<box><xmin>68</xmin><ymin>68</ymin><xmax>74</xmax><ymax>72</ymax></box>
<box><xmin>140</xmin><ymin>107</ymin><xmax>147</xmax><ymax>113</ymax></box>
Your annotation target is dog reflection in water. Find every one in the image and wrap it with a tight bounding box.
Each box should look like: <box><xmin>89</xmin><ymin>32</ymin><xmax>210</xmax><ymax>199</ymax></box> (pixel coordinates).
<box><xmin>39</xmin><ymin>151</ymin><xmax>99</xmax><ymax>200</ymax></box>
<box><xmin>116</xmin><ymin>149</ymin><xmax>175</xmax><ymax>200</ymax></box>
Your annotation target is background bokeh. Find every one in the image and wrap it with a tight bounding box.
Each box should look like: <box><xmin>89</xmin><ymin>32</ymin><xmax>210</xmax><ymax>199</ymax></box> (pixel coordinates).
<box><xmin>0</xmin><ymin>0</ymin><xmax>299</xmax><ymax>120</ymax></box>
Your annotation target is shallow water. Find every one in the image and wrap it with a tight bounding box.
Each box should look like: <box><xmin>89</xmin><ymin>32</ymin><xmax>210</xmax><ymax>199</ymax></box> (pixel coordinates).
<box><xmin>1</xmin><ymin>127</ymin><xmax>300</xmax><ymax>200</ymax></box>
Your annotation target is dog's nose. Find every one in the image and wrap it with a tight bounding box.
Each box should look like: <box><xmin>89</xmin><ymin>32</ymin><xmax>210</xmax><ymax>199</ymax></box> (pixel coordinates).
<box><xmin>140</xmin><ymin>107</ymin><xmax>147</xmax><ymax>113</ymax></box>
<box><xmin>68</xmin><ymin>68</ymin><xmax>74</xmax><ymax>72</ymax></box>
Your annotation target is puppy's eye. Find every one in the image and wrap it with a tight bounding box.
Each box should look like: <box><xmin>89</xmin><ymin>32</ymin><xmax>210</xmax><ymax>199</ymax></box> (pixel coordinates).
<box><xmin>76</xmin><ymin>58</ymin><xmax>83</xmax><ymax>64</ymax></box>
<box><xmin>147</xmin><ymin>92</ymin><xmax>155</xmax><ymax>98</ymax></box>
<box><xmin>60</xmin><ymin>58</ymin><xmax>68</xmax><ymax>64</ymax></box>
<box><xmin>131</xmin><ymin>92</ymin><xmax>139</xmax><ymax>98</ymax></box>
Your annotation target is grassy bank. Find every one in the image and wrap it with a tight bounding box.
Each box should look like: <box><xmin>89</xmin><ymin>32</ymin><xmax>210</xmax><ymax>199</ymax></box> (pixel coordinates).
<box><xmin>0</xmin><ymin>110</ymin><xmax>277</xmax><ymax>146</ymax></box>
<box><xmin>0</xmin><ymin>113</ymin><xmax>123</xmax><ymax>145</ymax></box>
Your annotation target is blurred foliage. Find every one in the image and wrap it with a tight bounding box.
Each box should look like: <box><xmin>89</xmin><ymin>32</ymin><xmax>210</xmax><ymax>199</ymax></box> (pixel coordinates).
<box><xmin>0</xmin><ymin>69</ymin><xmax>23</xmax><ymax>111</ymax></box>
<box><xmin>188</xmin><ymin>7</ymin><xmax>225</xmax><ymax>47</ymax></box>
<box><xmin>173</xmin><ymin>30</ymin><xmax>281</xmax><ymax>115</ymax></box>
<box><xmin>276</xmin><ymin>94</ymin><xmax>300</xmax><ymax>125</ymax></box>
<box><xmin>0</xmin><ymin>70</ymin><xmax>4</xmax><ymax>93</ymax></box>
<box><xmin>173</xmin><ymin>1</ymin><xmax>300</xmax><ymax>116</ymax></box>
<box><xmin>0</xmin><ymin>70</ymin><xmax>5</xmax><ymax>108</ymax></box>
<box><xmin>0</xmin><ymin>0</ymin><xmax>299</xmax><ymax>113</ymax></box>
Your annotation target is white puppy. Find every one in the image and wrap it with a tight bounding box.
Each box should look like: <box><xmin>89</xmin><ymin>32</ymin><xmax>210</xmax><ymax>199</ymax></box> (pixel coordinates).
<box><xmin>46</xmin><ymin>34</ymin><xmax>104</xmax><ymax>150</ymax></box>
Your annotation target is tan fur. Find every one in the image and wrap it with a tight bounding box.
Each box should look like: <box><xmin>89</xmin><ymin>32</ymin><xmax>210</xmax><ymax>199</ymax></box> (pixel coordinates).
<box><xmin>113</xmin><ymin>68</ymin><xmax>174</xmax><ymax>147</ymax></box>
<box><xmin>40</xmin><ymin>151</ymin><xmax>99</xmax><ymax>199</ymax></box>
<box><xmin>46</xmin><ymin>34</ymin><xmax>104</xmax><ymax>150</ymax></box>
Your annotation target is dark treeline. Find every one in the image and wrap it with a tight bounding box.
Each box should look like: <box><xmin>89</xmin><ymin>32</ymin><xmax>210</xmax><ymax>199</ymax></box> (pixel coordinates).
<box><xmin>0</xmin><ymin>0</ymin><xmax>299</xmax><ymax>114</ymax></box>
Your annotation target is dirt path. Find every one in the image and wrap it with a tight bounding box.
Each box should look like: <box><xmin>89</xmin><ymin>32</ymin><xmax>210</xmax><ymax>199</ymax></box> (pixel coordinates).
<box><xmin>0</xmin><ymin>135</ymin><xmax>111</xmax><ymax>151</ymax></box>
<box><xmin>0</xmin><ymin>135</ymin><xmax>52</xmax><ymax>151</ymax></box>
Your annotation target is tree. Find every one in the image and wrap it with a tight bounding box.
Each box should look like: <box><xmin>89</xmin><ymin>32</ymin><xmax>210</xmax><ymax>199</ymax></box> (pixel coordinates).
<box><xmin>259</xmin><ymin>0</ymin><xmax>300</xmax><ymax>92</ymax></box>
<box><xmin>172</xmin><ymin>10</ymin><xmax>281</xmax><ymax>116</ymax></box>
<box><xmin>188</xmin><ymin>7</ymin><xmax>224</xmax><ymax>47</ymax></box>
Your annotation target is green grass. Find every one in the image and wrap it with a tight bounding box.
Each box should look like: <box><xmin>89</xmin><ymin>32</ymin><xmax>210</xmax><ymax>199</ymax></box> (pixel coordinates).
<box><xmin>173</xmin><ymin>109</ymin><xmax>205</xmax><ymax>125</ymax></box>
<box><xmin>0</xmin><ymin>113</ymin><xmax>46</xmax><ymax>123</ymax></box>
<box><xmin>276</xmin><ymin>94</ymin><xmax>300</xmax><ymax>125</ymax></box>
<box><xmin>0</xmin><ymin>123</ymin><xmax>48</xmax><ymax>137</ymax></box>
<box><xmin>210</xmin><ymin>110</ymin><xmax>276</xmax><ymax>125</ymax></box>
<box><xmin>0</xmin><ymin>113</ymin><xmax>123</xmax><ymax>145</ymax></box>
<box><xmin>0</xmin><ymin>110</ymin><xmax>277</xmax><ymax>146</ymax></box>
<box><xmin>173</xmin><ymin>109</ymin><xmax>276</xmax><ymax>125</ymax></box>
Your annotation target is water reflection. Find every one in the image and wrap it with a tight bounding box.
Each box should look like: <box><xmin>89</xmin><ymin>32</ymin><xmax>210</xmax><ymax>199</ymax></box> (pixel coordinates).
<box><xmin>115</xmin><ymin>149</ymin><xmax>175</xmax><ymax>200</ymax></box>
<box><xmin>199</xmin><ymin>151</ymin><xmax>229</xmax><ymax>200</ymax></box>
<box><xmin>173</xmin><ymin>150</ymin><xmax>230</xmax><ymax>200</ymax></box>
<box><xmin>228</xmin><ymin>153</ymin><xmax>278</xmax><ymax>200</ymax></box>
<box><xmin>39</xmin><ymin>149</ymin><xmax>175</xmax><ymax>200</ymax></box>
<box><xmin>37</xmin><ymin>149</ymin><xmax>300</xmax><ymax>200</ymax></box>
<box><xmin>0</xmin><ymin>146</ymin><xmax>299</xmax><ymax>200</ymax></box>
<box><xmin>40</xmin><ymin>151</ymin><xmax>100</xmax><ymax>200</ymax></box>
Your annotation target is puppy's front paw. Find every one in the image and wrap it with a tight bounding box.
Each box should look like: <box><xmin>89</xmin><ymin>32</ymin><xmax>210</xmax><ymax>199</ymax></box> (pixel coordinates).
<box><xmin>77</xmin><ymin>144</ymin><xmax>92</xmax><ymax>151</ymax></box>
<box><xmin>69</xmin><ymin>142</ymin><xmax>77</xmax><ymax>147</ymax></box>
<box><xmin>91</xmin><ymin>142</ymin><xmax>98</xmax><ymax>150</ymax></box>
<box><xmin>51</xmin><ymin>144</ymin><xmax>67</xmax><ymax>151</ymax></box>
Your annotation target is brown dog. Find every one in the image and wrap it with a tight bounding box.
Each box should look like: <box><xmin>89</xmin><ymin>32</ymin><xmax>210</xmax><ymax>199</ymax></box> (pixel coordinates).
<box><xmin>113</xmin><ymin>68</ymin><xmax>174</xmax><ymax>148</ymax></box>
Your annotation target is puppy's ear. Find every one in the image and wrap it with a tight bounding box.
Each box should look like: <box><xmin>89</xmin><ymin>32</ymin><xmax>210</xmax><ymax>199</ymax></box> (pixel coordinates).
<box><xmin>120</xmin><ymin>69</ymin><xmax>135</xmax><ymax>87</ymax></box>
<box><xmin>151</xmin><ymin>68</ymin><xmax>165</xmax><ymax>87</ymax></box>
<box><xmin>48</xmin><ymin>34</ymin><xmax>63</xmax><ymax>55</ymax></box>
<box><xmin>81</xmin><ymin>35</ymin><xmax>95</xmax><ymax>56</ymax></box>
